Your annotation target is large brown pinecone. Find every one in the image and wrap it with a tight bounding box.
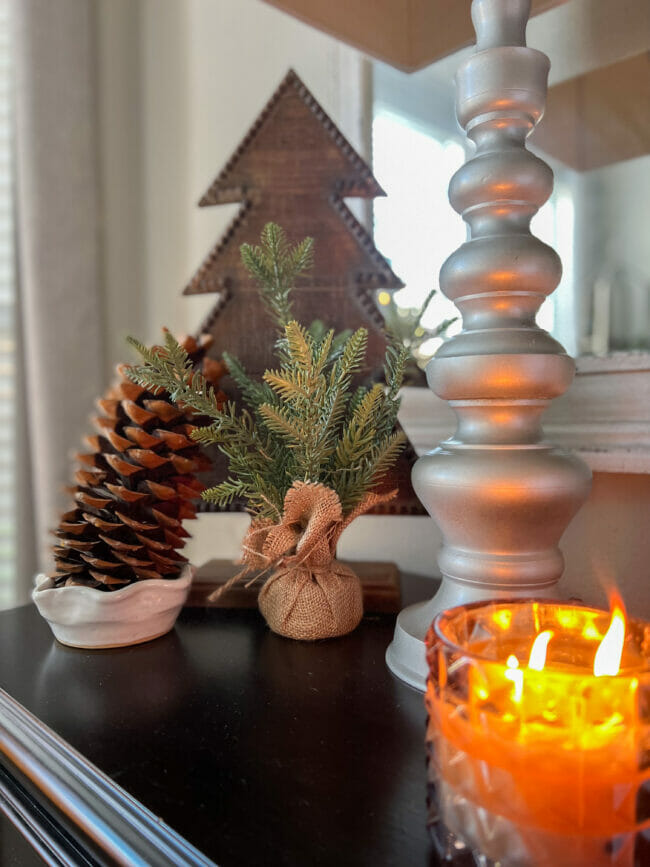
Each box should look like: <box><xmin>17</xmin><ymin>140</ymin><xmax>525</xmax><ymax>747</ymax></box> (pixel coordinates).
<box><xmin>51</xmin><ymin>334</ymin><xmax>227</xmax><ymax>591</ymax></box>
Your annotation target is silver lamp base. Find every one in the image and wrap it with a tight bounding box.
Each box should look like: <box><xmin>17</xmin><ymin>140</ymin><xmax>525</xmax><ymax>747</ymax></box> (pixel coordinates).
<box><xmin>385</xmin><ymin>580</ymin><xmax>486</xmax><ymax>691</ymax></box>
<box><xmin>385</xmin><ymin>598</ymin><xmax>437</xmax><ymax>691</ymax></box>
<box><xmin>386</xmin><ymin>0</ymin><xmax>592</xmax><ymax>692</ymax></box>
<box><xmin>386</xmin><ymin>577</ymin><xmax>560</xmax><ymax>691</ymax></box>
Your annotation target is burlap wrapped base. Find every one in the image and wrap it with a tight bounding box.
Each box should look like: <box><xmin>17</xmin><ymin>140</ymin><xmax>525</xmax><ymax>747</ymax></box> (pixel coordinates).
<box><xmin>212</xmin><ymin>481</ymin><xmax>396</xmax><ymax>641</ymax></box>
<box><xmin>258</xmin><ymin>561</ymin><xmax>363</xmax><ymax>641</ymax></box>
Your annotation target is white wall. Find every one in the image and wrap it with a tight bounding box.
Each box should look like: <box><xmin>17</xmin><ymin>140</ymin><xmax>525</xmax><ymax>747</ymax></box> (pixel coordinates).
<box><xmin>98</xmin><ymin>0</ymin><xmax>369</xmax><ymax>374</ymax></box>
<box><xmin>561</xmin><ymin>473</ymin><xmax>650</xmax><ymax>620</ymax></box>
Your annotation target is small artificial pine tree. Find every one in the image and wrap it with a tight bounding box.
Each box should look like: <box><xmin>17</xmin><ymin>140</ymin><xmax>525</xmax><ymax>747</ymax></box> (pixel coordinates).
<box><xmin>127</xmin><ymin>223</ymin><xmax>408</xmax><ymax>522</ymax></box>
<box><xmin>51</xmin><ymin>336</ymin><xmax>227</xmax><ymax>590</ymax></box>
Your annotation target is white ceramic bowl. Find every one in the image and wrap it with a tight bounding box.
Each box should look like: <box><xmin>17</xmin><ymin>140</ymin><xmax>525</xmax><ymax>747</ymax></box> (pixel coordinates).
<box><xmin>32</xmin><ymin>566</ymin><xmax>194</xmax><ymax>649</ymax></box>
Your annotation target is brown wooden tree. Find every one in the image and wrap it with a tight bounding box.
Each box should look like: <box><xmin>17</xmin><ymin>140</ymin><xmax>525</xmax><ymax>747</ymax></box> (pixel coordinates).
<box><xmin>185</xmin><ymin>69</ymin><xmax>424</xmax><ymax>516</ymax></box>
<box><xmin>184</xmin><ymin>68</ymin><xmax>403</xmax><ymax>380</ymax></box>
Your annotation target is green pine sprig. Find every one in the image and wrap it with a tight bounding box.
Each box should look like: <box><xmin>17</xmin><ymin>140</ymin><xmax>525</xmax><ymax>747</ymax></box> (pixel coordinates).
<box><xmin>240</xmin><ymin>223</ymin><xmax>314</xmax><ymax>331</ymax></box>
<box><xmin>127</xmin><ymin>222</ymin><xmax>406</xmax><ymax>519</ymax></box>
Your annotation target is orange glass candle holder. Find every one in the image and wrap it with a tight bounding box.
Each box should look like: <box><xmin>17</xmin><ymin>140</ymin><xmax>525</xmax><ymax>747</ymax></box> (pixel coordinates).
<box><xmin>425</xmin><ymin>599</ymin><xmax>650</xmax><ymax>867</ymax></box>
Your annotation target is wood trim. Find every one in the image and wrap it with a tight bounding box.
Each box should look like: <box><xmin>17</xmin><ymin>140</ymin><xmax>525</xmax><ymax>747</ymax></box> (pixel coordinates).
<box><xmin>533</xmin><ymin>52</ymin><xmax>650</xmax><ymax>171</ymax></box>
<box><xmin>573</xmin><ymin>351</ymin><xmax>650</xmax><ymax>374</ymax></box>
<box><xmin>0</xmin><ymin>689</ymin><xmax>216</xmax><ymax>866</ymax></box>
<box><xmin>399</xmin><ymin>353</ymin><xmax>650</xmax><ymax>474</ymax></box>
<box><xmin>261</xmin><ymin>0</ymin><xmax>566</xmax><ymax>71</ymax></box>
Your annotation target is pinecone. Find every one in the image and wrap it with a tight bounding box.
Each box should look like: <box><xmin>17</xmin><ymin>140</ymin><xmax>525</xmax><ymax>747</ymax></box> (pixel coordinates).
<box><xmin>51</xmin><ymin>334</ymin><xmax>227</xmax><ymax>591</ymax></box>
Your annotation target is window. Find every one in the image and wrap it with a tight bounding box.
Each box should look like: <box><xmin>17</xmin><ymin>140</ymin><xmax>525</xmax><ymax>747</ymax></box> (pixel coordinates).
<box><xmin>372</xmin><ymin>110</ymin><xmax>464</xmax><ymax>359</ymax></box>
<box><xmin>372</xmin><ymin>108</ymin><xmax>578</xmax><ymax>358</ymax></box>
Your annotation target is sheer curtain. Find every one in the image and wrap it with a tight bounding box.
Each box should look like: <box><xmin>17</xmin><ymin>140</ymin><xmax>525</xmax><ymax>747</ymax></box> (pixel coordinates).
<box><xmin>12</xmin><ymin>0</ymin><xmax>105</xmax><ymax>601</ymax></box>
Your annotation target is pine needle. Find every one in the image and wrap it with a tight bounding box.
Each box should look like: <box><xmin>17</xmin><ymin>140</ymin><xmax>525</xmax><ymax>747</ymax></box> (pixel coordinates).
<box><xmin>126</xmin><ymin>223</ymin><xmax>406</xmax><ymax>519</ymax></box>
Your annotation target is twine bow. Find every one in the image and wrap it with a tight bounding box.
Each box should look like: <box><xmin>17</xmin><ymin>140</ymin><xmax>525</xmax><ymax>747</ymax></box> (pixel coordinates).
<box><xmin>209</xmin><ymin>481</ymin><xmax>397</xmax><ymax>601</ymax></box>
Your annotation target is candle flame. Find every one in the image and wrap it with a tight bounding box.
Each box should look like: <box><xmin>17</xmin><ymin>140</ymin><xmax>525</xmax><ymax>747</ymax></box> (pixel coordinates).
<box><xmin>493</xmin><ymin>608</ymin><xmax>512</xmax><ymax>630</ymax></box>
<box><xmin>593</xmin><ymin>596</ymin><xmax>626</xmax><ymax>677</ymax></box>
<box><xmin>528</xmin><ymin>630</ymin><xmax>553</xmax><ymax>671</ymax></box>
<box><xmin>582</xmin><ymin>620</ymin><xmax>602</xmax><ymax>641</ymax></box>
<box><xmin>505</xmin><ymin>654</ymin><xmax>524</xmax><ymax>703</ymax></box>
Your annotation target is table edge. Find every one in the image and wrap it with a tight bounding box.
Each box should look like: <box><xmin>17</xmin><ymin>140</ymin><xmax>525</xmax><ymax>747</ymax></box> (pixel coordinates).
<box><xmin>0</xmin><ymin>688</ymin><xmax>217</xmax><ymax>867</ymax></box>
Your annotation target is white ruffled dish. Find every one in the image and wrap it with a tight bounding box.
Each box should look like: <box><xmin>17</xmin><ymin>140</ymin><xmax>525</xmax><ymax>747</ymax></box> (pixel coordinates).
<box><xmin>32</xmin><ymin>566</ymin><xmax>194</xmax><ymax>649</ymax></box>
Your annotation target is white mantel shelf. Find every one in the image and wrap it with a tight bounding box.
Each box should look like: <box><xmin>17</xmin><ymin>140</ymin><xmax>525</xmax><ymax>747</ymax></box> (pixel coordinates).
<box><xmin>399</xmin><ymin>352</ymin><xmax>650</xmax><ymax>475</ymax></box>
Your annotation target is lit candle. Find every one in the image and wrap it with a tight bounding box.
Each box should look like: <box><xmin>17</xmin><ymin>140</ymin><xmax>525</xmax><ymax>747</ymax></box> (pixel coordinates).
<box><xmin>425</xmin><ymin>598</ymin><xmax>650</xmax><ymax>867</ymax></box>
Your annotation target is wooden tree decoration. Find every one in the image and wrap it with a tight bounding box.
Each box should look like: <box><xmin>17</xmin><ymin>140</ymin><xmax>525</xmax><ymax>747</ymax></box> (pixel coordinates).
<box><xmin>185</xmin><ymin>70</ymin><xmax>423</xmax><ymax>516</ymax></box>
<box><xmin>184</xmin><ymin>68</ymin><xmax>403</xmax><ymax>380</ymax></box>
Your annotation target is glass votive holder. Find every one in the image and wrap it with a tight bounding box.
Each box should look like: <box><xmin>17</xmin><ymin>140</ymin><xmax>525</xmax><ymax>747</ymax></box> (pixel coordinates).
<box><xmin>424</xmin><ymin>599</ymin><xmax>650</xmax><ymax>867</ymax></box>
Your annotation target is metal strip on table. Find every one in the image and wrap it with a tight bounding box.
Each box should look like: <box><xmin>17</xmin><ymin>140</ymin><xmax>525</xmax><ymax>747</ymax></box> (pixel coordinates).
<box><xmin>0</xmin><ymin>688</ymin><xmax>217</xmax><ymax>867</ymax></box>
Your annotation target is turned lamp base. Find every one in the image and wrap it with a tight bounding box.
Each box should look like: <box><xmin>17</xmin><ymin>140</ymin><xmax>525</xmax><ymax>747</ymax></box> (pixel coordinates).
<box><xmin>386</xmin><ymin>0</ymin><xmax>592</xmax><ymax>692</ymax></box>
<box><xmin>386</xmin><ymin>578</ymin><xmax>560</xmax><ymax>691</ymax></box>
<box><xmin>386</xmin><ymin>598</ymin><xmax>438</xmax><ymax>690</ymax></box>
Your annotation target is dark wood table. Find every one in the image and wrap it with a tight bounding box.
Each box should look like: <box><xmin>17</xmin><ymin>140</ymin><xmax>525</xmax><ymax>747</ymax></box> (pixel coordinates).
<box><xmin>0</xmin><ymin>573</ymin><xmax>440</xmax><ymax>866</ymax></box>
